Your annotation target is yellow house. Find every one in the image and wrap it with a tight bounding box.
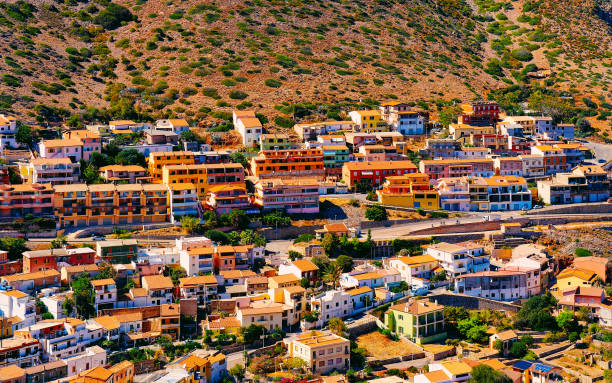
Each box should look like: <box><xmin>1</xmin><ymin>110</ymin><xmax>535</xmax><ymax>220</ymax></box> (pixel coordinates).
<box><xmin>349</xmin><ymin>110</ymin><xmax>388</xmax><ymax>132</ymax></box>
<box><xmin>552</xmin><ymin>267</ymin><xmax>597</xmax><ymax>290</ymax></box>
<box><xmin>449</xmin><ymin>123</ymin><xmax>495</xmax><ymax>141</ymax></box>
<box><xmin>148</xmin><ymin>151</ymin><xmax>195</xmax><ymax>182</ymax></box>
<box><xmin>161</xmin><ymin>163</ymin><xmax>245</xmax><ymax>199</ymax></box>
<box><xmin>376</xmin><ymin>173</ymin><xmax>440</xmax><ymax>209</ymax></box>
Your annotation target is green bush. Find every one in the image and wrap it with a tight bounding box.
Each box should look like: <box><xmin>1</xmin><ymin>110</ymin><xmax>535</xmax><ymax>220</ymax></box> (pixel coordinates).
<box><xmin>511</xmin><ymin>48</ymin><xmax>533</xmax><ymax>61</ymax></box>
<box><xmin>274</xmin><ymin>116</ymin><xmax>294</xmax><ymax>129</ymax></box>
<box><xmin>229</xmin><ymin>90</ymin><xmax>248</xmax><ymax>100</ymax></box>
<box><xmin>264</xmin><ymin>78</ymin><xmax>282</xmax><ymax>88</ymax></box>
<box><xmin>93</xmin><ymin>3</ymin><xmax>134</xmax><ymax>30</ymax></box>
<box><xmin>574</xmin><ymin>248</ymin><xmax>593</xmax><ymax>257</ymax></box>
<box><xmin>202</xmin><ymin>87</ymin><xmax>220</xmax><ymax>99</ymax></box>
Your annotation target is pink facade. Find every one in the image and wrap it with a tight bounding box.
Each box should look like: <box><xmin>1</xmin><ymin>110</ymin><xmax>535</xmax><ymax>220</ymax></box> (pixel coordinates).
<box><xmin>494</xmin><ymin>157</ymin><xmax>523</xmax><ymax>176</ymax></box>
<box><xmin>0</xmin><ymin>183</ymin><xmax>54</xmax><ymax>218</ymax></box>
<box><xmin>419</xmin><ymin>159</ymin><xmax>494</xmax><ymax>180</ymax></box>
<box><xmin>39</xmin><ymin>139</ymin><xmax>83</xmax><ymax>162</ymax></box>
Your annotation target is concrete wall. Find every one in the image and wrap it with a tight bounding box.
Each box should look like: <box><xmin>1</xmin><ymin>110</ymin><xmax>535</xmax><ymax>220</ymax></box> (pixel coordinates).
<box><xmin>428</xmin><ymin>292</ymin><xmax>521</xmax><ymax>313</ymax></box>
<box><xmin>260</xmin><ymin>224</ymin><xmax>323</xmax><ymax>240</ymax></box>
<box><xmin>525</xmin><ymin>203</ymin><xmax>612</xmax><ymax>215</ymax></box>
<box><xmin>360</xmin><ymin>218</ymin><xmax>421</xmax><ymax>230</ymax></box>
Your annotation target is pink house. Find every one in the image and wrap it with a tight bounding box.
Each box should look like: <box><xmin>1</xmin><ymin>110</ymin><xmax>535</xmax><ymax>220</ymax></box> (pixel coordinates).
<box><xmin>419</xmin><ymin>159</ymin><xmax>494</xmax><ymax>180</ymax></box>
<box><xmin>494</xmin><ymin>157</ymin><xmax>523</xmax><ymax>176</ymax></box>
<box><xmin>64</xmin><ymin>130</ymin><xmax>102</xmax><ymax>161</ymax></box>
<box><xmin>39</xmin><ymin>139</ymin><xmax>84</xmax><ymax>162</ymax></box>
<box><xmin>557</xmin><ymin>286</ymin><xmax>605</xmax><ymax>319</ymax></box>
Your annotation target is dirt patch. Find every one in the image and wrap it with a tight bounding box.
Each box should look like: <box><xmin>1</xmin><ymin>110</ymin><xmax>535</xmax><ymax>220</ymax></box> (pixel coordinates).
<box><xmin>356</xmin><ymin>331</ymin><xmax>421</xmax><ymax>360</ymax></box>
<box><xmin>554</xmin><ymin>349</ymin><xmax>605</xmax><ymax>378</ymax></box>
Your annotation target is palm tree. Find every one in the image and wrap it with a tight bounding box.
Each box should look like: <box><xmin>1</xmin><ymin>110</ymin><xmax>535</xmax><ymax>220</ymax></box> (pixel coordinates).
<box><xmin>324</xmin><ymin>263</ymin><xmax>343</xmax><ymax>290</ymax></box>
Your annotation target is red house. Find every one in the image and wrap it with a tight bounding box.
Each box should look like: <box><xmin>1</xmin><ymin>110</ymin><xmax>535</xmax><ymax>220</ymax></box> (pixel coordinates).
<box><xmin>342</xmin><ymin>160</ymin><xmax>417</xmax><ymax>189</ymax></box>
<box><xmin>459</xmin><ymin>101</ymin><xmax>499</xmax><ymax>126</ymax></box>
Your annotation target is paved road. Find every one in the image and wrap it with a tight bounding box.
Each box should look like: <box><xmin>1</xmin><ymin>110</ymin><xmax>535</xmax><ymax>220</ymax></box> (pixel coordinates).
<box><xmin>583</xmin><ymin>140</ymin><xmax>612</xmax><ymax>162</ymax></box>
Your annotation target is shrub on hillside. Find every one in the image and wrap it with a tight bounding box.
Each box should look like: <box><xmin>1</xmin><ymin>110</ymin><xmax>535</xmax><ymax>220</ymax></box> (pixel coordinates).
<box><xmin>94</xmin><ymin>3</ymin><xmax>133</xmax><ymax>30</ymax></box>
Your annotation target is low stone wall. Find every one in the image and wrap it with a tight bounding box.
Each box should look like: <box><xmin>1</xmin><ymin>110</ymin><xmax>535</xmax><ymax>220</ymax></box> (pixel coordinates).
<box><xmin>525</xmin><ymin>203</ymin><xmax>612</xmax><ymax>215</ymax></box>
<box><xmin>428</xmin><ymin>293</ymin><xmax>521</xmax><ymax>313</ymax></box>
<box><xmin>133</xmin><ymin>359</ymin><xmax>159</xmax><ymax>375</ymax></box>
<box><xmin>408</xmin><ymin>221</ymin><xmax>503</xmax><ymax>236</ymax></box>
<box><xmin>360</xmin><ymin>218</ymin><xmax>421</xmax><ymax>230</ymax></box>
<box><xmin>346</xmin><ymin>314</ymin><xmax>378</xmax><ymax>337</ymax></box>
<box><xmin>259</xmin><ymin>224</ymin><xmax>323</xmax><ymax>240</ymax></box>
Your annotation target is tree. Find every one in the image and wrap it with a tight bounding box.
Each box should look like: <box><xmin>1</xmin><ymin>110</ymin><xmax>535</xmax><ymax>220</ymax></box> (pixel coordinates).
<box><xmin>555</xmin><ymin>310</ymin><xmax>576</xmax><ymax>333</ymax></box>
<box><xmin>15</xmin><ymin>124</ymin><xmax>34</xmax><ymax>146</ymax></box>
<box><xmin>311</xmin><ymin>255</ymin><xmax>331</xmax><ymax>271</ymax></box>
<box><xmin>293</xmin><ymin>234</ymin><xmax>315</xmax><ymax>244</ymax></box>
<box><xmin>94</xmin><ymin>2</ymin><xmax>134</xmax><ymax>30</ymax></box>
<box><xmin>229</xmin><ymin>364</ymin><xmax>246</xmax><ymax>381</ymax></box>
<box><xmin>240</xmin><ymin>324</ymin><xmax>265</xmax><ymax>344</ymax></box>
<box><xmin>574</xmin><ymin>248</ymin><xmax>593</xmax><ymax>257</ymax></box>
<box><xmin>329</xmin><ymin>318</ymin><xmax>347</xmax><ymax>336</ymax></box>
<box><xmin>300</xmin><ymin>277</ymin><xmax>309</xmax><ymax>289</ymax></box>
<box><xmin>206</xmin><ymin>230</ymin><xmax>230</xmax><ymax>245</ymax></box>
<box><xmin>72</xmin><ymin>274</ymin><xmax>95</xmax><ymax>319</ymax></box>
<box><xmin>513</xmin><ymin>293</ymin><xmax>558</xmax><ymax>331</ymax></box>
<box><xmin>239</xmin><ymin>229</ymin><xmax>266</xmax><ymax>247</ymax></box>
<box><xmin>324</xmin><ymin>263</ymin><xmax>343</xmax><ymax>289</ymax></box>
<box><xmin>164</xmin><ymin>265</ymin><xmax>187</xmax><ymax>285</ymax></box>
<box><xmin>0</xmin><ymin>237</ymin><xmax>29</xmax><ymax>260</ymax></box>
<box><xmin>115</xmin><ymin>149</ymin><xmax>146</xmax><ymax>167</ymax></box>
<box><xmin>336</xmin><ymin>255</ymin><xmax>354</xmax><ymax>273</ymax></box>
<box><xmin>62</xmin><ymin>297</ymin><xmax>75</xmax><ymax>317</ymax></box>
<box><xmin>365</xmin><ymin>205</ymin><xmax>387</xmax><ymax>221</ymax></box>
<box><xmin>321</xmin><ymin>233</ymin><xmax>340</xmax><ymax>256</ymax></box>
<box><xmin>510</xmin><ymin>340</ymin><xmax>528</xmax><ymax>358</ymax></box>
<box><xmin>42</xmin><ymin>312</ymin><xmax>54</xmax><ymax>320</ymax></box>
<box><xmin>228</xmin><ymin>210</ymin><xmax>249</xmax><ymax>230</ymax></box>
<box><xmin>468</xmin><ymin>365</ymin><xmax>512</xmax><ymax>383</ymax></box>
<box><xmin>50</xmin><ymin>235</ymin><xmax>67</xmax><ymax>249</ymax></box>
<box><xmin>438</xmin><ymin>105</ymin><xmax>462</xmax><ymax>128</ymax></box>
<box><xmin>230</xmin><ymin>152</ymin><xmax>249</xmax><ymax>168</ymax></box>
<box><xmin>493</xmin><ymin>339</ymin><xmax>503</xmax><ymax>355</ymax></box>
<box><xmin>288</xmin><ymin>251</ymin><xmax>303</xmax><ymax>261</ymax></box>
<box><xmin>180</xmin><ymin>216</ymin><xmax>200</xmax><ymax>234</ymax></box>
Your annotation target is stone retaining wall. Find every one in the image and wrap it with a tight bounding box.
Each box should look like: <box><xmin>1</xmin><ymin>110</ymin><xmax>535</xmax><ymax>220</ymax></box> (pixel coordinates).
<box><xmin>428</xmin><ymin>293</ymin><xmax>521</xmax><ymax>313</ymax></box>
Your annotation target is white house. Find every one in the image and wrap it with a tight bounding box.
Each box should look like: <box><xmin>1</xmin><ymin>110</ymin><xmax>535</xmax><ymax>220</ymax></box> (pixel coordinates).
<box><xmin>426</xmin><ymin>243</ymin><xmax>470</xmax><ymax>279</ymax></box>
<box><xmin>0</xmin><ymin>114</ymin><xmax>18</xmax><ymax>151</ymax></box>
<box><xmin>305</xmin><ymin>289</ymin><xmax>352</xmax><ymax>329</ymax></box>
<box><xmin>340</xmin><ymin>272</ymin><xmax>384</xmax><ymax>289</ymax></box>
<box><xmin>63</xmin><ymin>345</ymin><xmax>107</xmax><ymax>378</ymax></box>
<box><xmin>155</xmin><ymin>119</ymin><xmax>190</xmax><ymax>134</ymax></box>
<box><xmin>90</xmin><ymin>279</ymin><xmax>117</xmax><ymax>311</ymax></box>
<box><xmin>0</xmin><ymin>290</ymin><xmax>36</xmax><ymax>328</ymax></box>
<box><xmin>233</xmin><ymin>110</ymin><xmax>262</xmax><ymax>148</ymax></box>
<box><xmin>278</xmin><ymin>259</ymin><xmax>319</xmax><ymax>284</ymax></box>
<box><xmin>388</xmin><ymin>255</ymin><xmax>440</xmax><ymax>285</ymax></box>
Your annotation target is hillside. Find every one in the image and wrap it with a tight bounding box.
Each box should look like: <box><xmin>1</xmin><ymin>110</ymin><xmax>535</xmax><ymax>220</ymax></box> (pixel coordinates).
<box><xmin>0</xmin><ymin>0</ymin><xmax>610</xmax><ymax>129</ymax></box>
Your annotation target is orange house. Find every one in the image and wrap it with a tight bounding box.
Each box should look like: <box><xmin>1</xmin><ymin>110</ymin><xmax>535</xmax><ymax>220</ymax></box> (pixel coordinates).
<box><xmin>250</xmin><ymin>148</ymin><xmax>325</xmax><ymax>180</ymax></box>
<box><xmin>213</xmin><ymin>246</ymin><xmax>236</xmax><ymax>273</ymax></box>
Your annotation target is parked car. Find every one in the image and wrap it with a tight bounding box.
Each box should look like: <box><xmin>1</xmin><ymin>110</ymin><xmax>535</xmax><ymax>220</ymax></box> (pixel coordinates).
<box><xmin>483</xmin><ymin>214</ymin><xmax>501</xmax><ymax>221</ymax></box>
<box><xmin>598</xmin><ymin>158</ymin><xmax>606</xmax><ymax>163</ymax></box>
<box><xmin>92</xmin><ymin>234</ymin><xmax>106</xmax><ymax>241</ymax></box>
<box><xmin>533</xmin><ymin>205</ymin><xmax>543</xmax><ymax>209</ymax></box>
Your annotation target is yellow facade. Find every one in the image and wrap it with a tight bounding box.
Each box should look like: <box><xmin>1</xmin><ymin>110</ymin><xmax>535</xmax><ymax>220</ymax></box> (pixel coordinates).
<box><xmin>148</xmin><ymin>151</ymin><xmax>195</xmax><ymax>182</ymax></box>
<box><xmin>376</xmin><ymin>174</ymin><xmax>440</xmax><ymax>209</ymax></box>
<box><xmin>162</xmin><ymin>163</ymin><xmax>245</xmax><ymax>199</ymax></box>
<box><xmin>449</xmin><ymin>123</ymin><xmax>495</xmax><ymax>139</ymax></box>
<box><xmin>351</xmin><ymin>110</ymin><xmax>388</xmax><ymax>132</ymax></box>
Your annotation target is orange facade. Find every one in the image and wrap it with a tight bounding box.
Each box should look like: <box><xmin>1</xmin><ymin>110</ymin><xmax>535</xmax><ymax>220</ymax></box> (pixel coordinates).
<box><xmin>250</xmin><ymin>149</ymin><xmax>325</xmax><ymax>180</ymax></box>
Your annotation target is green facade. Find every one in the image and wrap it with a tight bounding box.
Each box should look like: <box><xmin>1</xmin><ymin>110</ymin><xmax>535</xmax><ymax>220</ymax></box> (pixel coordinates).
<box><xmin>385</xmin><ymin>307</ymin><xmax>447</xmax><ymax>344</ymax></box>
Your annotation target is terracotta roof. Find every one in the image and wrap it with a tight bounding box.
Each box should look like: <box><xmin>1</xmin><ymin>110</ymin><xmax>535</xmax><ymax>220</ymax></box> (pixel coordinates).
<box><xmin>179</xmin><ymin>275</ymin><xmax>218</xmax><ymax>286</ymax></box>
<box><xmin>246</xmin><ymin>276</ymin><xmax>268</xmax><ymax>285</ymax></box>
<box><xmin>30</xmin><ymin>157</ymin><xmax>73</xmax><ymax>165</ymax></box>
<box><xmin>205</xmin><ymin>317</ymin><xmax>241</xmax><ymax>330</ymax></box>
<box><xmin>2</xmin><ymin>269</ymin><xmax>59</xmax><ymax>283</ymax></box>
<box><xmin>291</xmin><ymin>259</ymin><xmax>319</xmax><ymax>272</ymax></box>
<box><xmin>285</xmin><ymin>285</ymin><xmax>306</xmax><ymax>294</ymax></box>
<box><xmin>42</xmin><ymin>138</ymin><xmax>83</xmax><ymax>148</ymax></box>
<box><xmin>240</xmin><ymin>304</ymin><xmax>284</xmax><ymax>315</ymax></box>
<box><xmin>91</xmin><ymin>278</ymin><xmax>116</xmax><ymax>287</ymax></box>
<box><xmin>142</xmin><ymin>275</ymin><xmax>174</xmax><ymax>290</ymax></box>
<box><xmin>168</xmin><ymin>119</ymin><xmax>189</xmax><ymax>127</ymax></box>
<box><xmin>85</xmin><ymin>366</ymin><xmax>113</xmax><ymax>380</ymax></box>
<box><xmin>397</xmin><ymin>255</ymin><xmax>438</xmax><ymax>266</ymax></box>
<box><xmin>239</xmin><ymin>117</ymin><xmax>262</xmax><ymax>128</ymax></box>
<box><xmin>130</xmin><ymin>288</ymin><xmax>148</xmax><ymax>298</ymax></box>
<box><xmin>219</xmin><ymin>270</ymin><xmax>257</xmax><ymax>279</ymax></box>
<box><xmin>2</xmin><ymin>290</ymin><xmax>29</xmax><ymax>298</ymax></box>
<box><xmin>422</xmin><ymin>370</ymin><xmax>450</xmax><ymax>383</ymax></box>
<box><xmin>344</xmin><ymin>160</ymin><xmax>417</xmax><ymax>171</ymax></box>
<box><xmin>100</xmin><ymin>164</ymin><xmax>146</xmax><ymax>172</ymax></box>
<box><xmin>324</xmin><ymin>223</ymin><xmax>349</xmax><ymax>232</ymax></box>
<box><xmin>0</xmin><ymin>365</ymin><xmax>26</xmax><ymax>380</ymax></box>
<box><xmin>390</xmin><ymin>300</ymin><xmax>444</xmax><ymax>315</ymax></box>
<box><xmin>352</xmin><ymin>110</ymin><xmax>380</xmax><ymax>117</ymax></box>
<box><xmin>160</xmin><ymin>303</ymin><xmax>180</xmax><ymax>317</ymax></box>
<box><xmin>493</xmin><ymin>329</ymin><xmax>518</xmax><ymax>341</ymax></box>
<box><xmin>109</xmin><ymin>120</ymin><xmax>136</xmax><ymax>125</ymax></box>
<box><xmin>557</xmin><ymin>267</ymin><xmax>596</xmax><ymax>282</ymax></box>
<box><xmin>93</xmin><ymin>315</ymin><xmax>120</xmax><ymax>331</ymax></box>
<box><xmin>115</xmin><ymin>313</ymin><xmax>143</xmax><ymax>323</ymax></box>
<box><xmin>346</xmin><ymin>286</ymin><xmax>372</xmax><ymax>296</ymax></box>
<box><xmin>352</xmin><ymin>272</ymin><xmax>383</xmax><ymax>281</ymax></box>
<box><xmin>269</xmin><ymin>274</ymin><xmax>299</xmax><ymax>284</ymax></box>
<box><xmin>441</xmin><ymin>361</ymin><xmax>472</xmax><ymax>376</ymax></box>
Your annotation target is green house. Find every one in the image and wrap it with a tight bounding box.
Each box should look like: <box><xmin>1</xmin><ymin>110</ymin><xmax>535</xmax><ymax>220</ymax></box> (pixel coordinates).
<box><xmin>384</xmin><ymin>299</ymin><xmax>446</xmax><ymax>344</ymax></box>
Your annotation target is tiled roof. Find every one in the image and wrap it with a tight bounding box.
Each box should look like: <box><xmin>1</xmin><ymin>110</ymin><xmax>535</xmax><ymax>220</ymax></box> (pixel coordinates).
<box><xmin>390</xmin><ymin>299</ymin><xmax>444</xmax><ymax>315</ymax></box>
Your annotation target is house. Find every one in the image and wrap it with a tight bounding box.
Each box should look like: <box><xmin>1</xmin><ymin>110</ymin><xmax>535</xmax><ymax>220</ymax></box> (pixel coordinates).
<box><xmin>390</xmin><ymin>111</ymin><xmax>426</xmax><ymax>135</ymax></box>
<box><xmin>38</xmin><ymin>139</ymin><xmax>84</xmax><ymax>162</ymax></box>
<box><xmin>421</xmin><ymin>361</ymin><xmax>472</xmax><ymax>383</ymax></box>
<box><xmin>530</xmin><ymin>145</ymin><xmax>567</xmax><ymax>175</ymax></box>
<box><xmin>294</xmin><ymin>121</ymin><xmax>355</xmax><ymax>141</ymax></box>
<box><xmin>99</xmin><ymin>165</ymin><xmax>148</xmax><ymax>184</ymax></box>
<box><xmin>268</xmin><ymin>274</ymin><xmax>300</xmax><ymax>289</ymax></box>
<box><xmin>425</xmin><ymin>243</ymin><xmax>473</xmax><ymax>279</ymax></box>
<box><xmin>419</xmin><ymin>159</ymin><xmax>494</xmax><ymax>180</ymax></box>
<box><xmin>455</xmin><ymin>270</ymin><xmax>532</xmax><ymax>301</ymax></box>
<box><xmin>63</xmin><ymin>130</ymin><xmax>101</xmax><ymax>161</ymax></box>
<box><xmin>458</xmin><ymin>100</ymin><xmax>499</xmax><ymax>126</ymax></box>
<box><xmin>206</xmin><ymin>184</ymin><xmax>251</xmax><ymax>215</ymax></box>
<box><xmin>0</xmin><ymin>184</ymin><xmax>54</xmax><ymax>219</ymax></box>
<box><xmin>250</xmin><ymin>148</ymin><xmax>325</xmax><ymax>180</ymax></box>
<box><xmin>385</xmin><ymin>299</ymin><xmax>446</xmax><ymax>344</ymax></box>
<box><xmin>322</xmin><ymin>144</ymin><xmax>350</xmax><ymax>176</ymax></box>
<box><xmin>287</xmin><ymin>240</ymin><xmax>324</xmax><ymax>258</ymax></box>
<box><xmin>344</xmin><ymin>132</ymin><xmax>377</xmax><ymax>152</ymax></box>
<box><xmin>0</xmin><ymin>115</ymin><xmax>18</xmax><ymax>152</ymax></box>
<box><xmin>156</xmin><ymin>119</ymin><xmax>190</xmax><ymax>134</ymax></box>
<box><xmin>388</xmin><ymin>255</ymin><xmax>440</xmax><ymax>285</ymax></box>
<box><xmin>144</xmin><ymin>128</ymin><xmax>179</xmax><ymax>145</ymax></box>
<box><xmin>141</xmin><ymin>275</ymin><xmax>174</xmax><ymax>306</ymax></box>
<box><xmin>553</xmin><ymin>267</ymin><xmax>597</xmax><ymax>290</ymax></box>
<box><xmin>233</xmin><ymin>110</ymin><xmax>262</xmax><ymax>147</ymax></box>
<box><xmin>236</xmin><ymin>304</ymin><xmax>284</xmax><ymax>331</ymax></box>
<box><xmin>346</xmin><ymin>286</ymin><xmax>374</xmax><ymax>311</ymax></box>
<box><xmin>519</xmin><ymin>154</ymin><xmax>545</xmax><ymax>177</ymax></box>
<box><xmin>489</xmin><ymin>330</ymin><xmax>518</xmax><ymax>356</ymax></box>
<box><xmin>436</xmin><ymin>177</ymin><xmax>470</xmax><ymax>212</ymax></box>
<box><xmin>22</xmin><ymin>249</ymin><xmax>58</xmax><ymax>274</ymax></box>
<box><xmin>252</xmin><ymin>178</ymin><xmax>319</xmax><ymax>214</ymax></box>
<box><xmin>147</xmin><ymin>151</ymin><xmax>195</xmax><ymax>182</ymax></box>
<box><xmin>342</xmin><ymin>160</ymin><xmax>417</xmax><ymax>189</ymax></box>
<box><xmin>96</xmin><ymin>240</ymin><xmax>139</xmax><ymax>265</ymax></box>
<box><xmin>557</xmin><ymin>286</ymin><xmax>605</xmax><ymax>319</ymax></box>
<box><xmin>284</xmin><ymin>331</ymin><xmax>350</xmax><ymax>374</ymax></box>
<box><xmin>157</xmin><ymin>304</ymin><xmax>181</xmax><ymax>340</ymax></box>
<box><xmin>0</xmin><ymin>365</ymin><xmax>26</xmax><ymax>383</ymax></box>
<box><xmin>245</xmin><ymin>276</ymin><xmax>268</xmax><ymax>295</ymax></box>
<box><xmin>0</xmin><ymin>337</ymin><xmax>40</xmax><ymax>368</ymax></box>
<box><xmin>278</xmin><ymin>259</ymin><xmax>319</xmax><ymax>285</ymax></box>
<box><xmin>306</xmin><ymin>290</ymin><xmax>352</xmax><ymax>329</ymax></box>
<box><xmin>218</xmin><ymin>270</ymin><xmax>257</xmax><ymax>286</ymax></box>
<box><xmin>19</xmin><ymin>158</ymin><xmax>80</xmax><ymax>185</ymax></box>
<box><xmin>91</xmin><ymin>279</ymin><xmax>117</xmax><ymax>311</ymax></box>
<box><xmin>162</xmin><ymin>163</ymin><xmax>245</xmax><ymax>199</ymax></box>
<box><xmin>1</xmin><ymin>270</ymin><xmax>60</xmax><ymax>294</ymax></box>
<box><xmin>572</xmin><ymin>256</ymin><xmax>612</xmax><ymax>283</ymax></box>
<box><xmin>349</xmin><ymin>110</ymin><xmax>387</xmax><ymax>132</ymax></box>
<box><xmin>0</xmin><ymin>290</ymin><xmax>36</xmax><ymax>328</ymax></box>
<box><xmin>493</xmin><ymin>157</ymin><xmax>523</xmax><ymax>176</ymax></box>
<box><xmin>62</xmin><ymin>345</ymin><xmax>107</xmax><ymax>379</ymax></box>
<box><xmin>340</xmin><ymin>272</ymin><xmax>384</xmax><ymax>289</ymax></box>
<box><xmin>449</xmin><ymin>124</ymin><xmax>495</xmax><ymax>140</ymax></box>
<box><xmin>376</xmin><ymin>173</ymin><xmax>439</xmax><ymax>209</ymax></box>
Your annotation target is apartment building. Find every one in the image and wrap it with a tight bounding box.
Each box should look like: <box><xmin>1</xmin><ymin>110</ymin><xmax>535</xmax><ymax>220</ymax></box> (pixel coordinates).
<box><xmin>179</xmin><ymin>247</ymin><xmax>214</xmax><ymax>275</ymax></box>
<box><xmin>322</xmin><ymin>144</ymin><xmax>350</xmax><ymax>176</ymax></box>
<box><xmin>259</xmin><ymin>133</ymin><xmax>291</xmax><ymax>151</ymax></box>
<box><xmin>480</xmin><ymin>176</ymin><xmax>531</xmax><ymax>211</ymax></box>
<box><xmin>503</xmin><ymin>116</ymin><xmax>538</xmax><ymax>135</ymax></box>
<box><xmin>493</xmin><ymin>157</ymin><xmax>523</xmax><ymax>176</ymax></box>
<box><xmin>1</xmin><ymin>270</ymin><xmax>60</xmax><ymax>294</ymax></box>
<box><xmin>340</xmin><ymin>272</ymin><xmax>384</xmax><ymax>289</ymax></box>
<box><xmin>426</xmin><ymin>242</ymin><xmax>489</xmax><ymax>279</ymax></box>
<box><xmin>388</xmin><ymin>111</ymin><xmax>426</xmax><ymax>135</ymax></box>
<box><xmin>236</xmin><ymin>304</ymin><xmax>284</xmax><ymax>331</ymax></box>
<box><xmin>156</xmin><ymin>119</ymin><xmax>190</xmax><ymax>134</ymax></box>
<box><xmin>193</xmin><ymin>150</ymin><xmax>232</xmax><ymax>165</ymax></box>
<box><xmin>205</xmin><ymin>185</ymin><xmax>251</xmax><ymax>215</ymax></box>
<box><xmin>531</xmin><ymin>145</ymin><xmax>567</xmax><ymax>175</ymax></box>
<box><xmin>19</xmin><ymin>158</ymin><xmax>80</xmax><ymax>185</ymax></box>
<box><xmin>344</xmin><ymin>132</ymin><xmax>377</xmax><ymax>152</ymax></box>
<box><xmin>96</xmin><ymin>240</ymin><xmax>138</xmax><ymax>264</ymax></box>
<box><xmin>53</xmin><ymin>183</ymin><xmax>170</xmax><ymax>228</ymax></box>
<box><xmin>250</xmin><ymin>148</ymin><xmax>325</xmax><ymax>180</ymax></box>
<box><xmin>91</xmin><ymin>279</ymin><xmax>117</xmax><ymax>311</ymax></box>
<box><xmin>0</xmin><ymin>183</ymin><xmax>54</xmax><ymax>219</ymax></box>
<box><xmin>537</xmin><ymin>165</ymin><xmax>610</xmax><ymax>204</ymax></box>
<box><xmin>385</xmin><ymin>300</ymin><xmax>446</xmax><ymax>344</ymax></box>
<box><xmin>252</xmin><ymin>178</ymin><xmax>319</xmax><ymax>214</ymax></box>
<box><xmin>306</xmin><ymin>290</ymin><xmax>352</xmax><ymax>329</ymax></box>
<box><xmin>145</xmin><ymin>128</ymin><xmax>179</xmax><ymax>145</ymax></box>
<box><xmin>357</xmin><ymin>145</ymin><xmax>397</xmax><ymax>162</ymax></box>
<box><xmin>348</xmin><ymin>110</ymin><xmax>387</xmax><ymax>132</ymax></box>
<box><xmin>22</xmin><ymin>250</ymin><xmax>57</xmax><ymax>274</ymax></box>
<box><xmin>455</xmin><ymin>147</ymin><xmax>489</xmax><ymax>159</ymax></box>
<box><xmin>376</xmin><ymin>173</ymin><xmax>439</xmax><ymax>209</ymax></box>
<box><xmin>220</xmin><ymin>270</ymin><xmax>257</xmax><ymax>286</ymax></box>
<box><xmin>99</xmin><ymin>165</ymin><xmax>147</xmax><ymax>184</ymax></box>
<box><xmin>555</xmin><ymin>144</ymin><xmax>584</xmax><ymax>169</ymax></box>
<box><xmin>468</xmin><ymin>134</ymin><xmax>507</xmax><ymax>152</ymax></box>
<box><xmin>162</xmin><ymin>163</ymin><xmax>245</xmax><ymax>198</ymax></box>
<box><xmin>458</xmin><ymin>100</ymin><xmax>499</xmax><ymax>126</ymax></box>
<box><xmin>168</xmin><ymin>183</ymin><xmax>199</xmax><ymax>222</ymax></box>
<box><xmin>0</xmin><ymin>337</ymin><xmax>40</xmax><ymax>368</ymax></box>
<box><xmin>498</xmin><ymin>265</ymin><xmax>542</xmax><ymax>298</ymax></box>
<box><xmin>497</xmin><ymin>122</ymin><xmax>524</xmax><ymax>137</ymax></box>
<box><xmin>294</xmin><ymin>121</ymin><xmax>355</xmax><ymax>141</ymax></box>
<box><xmin>421</xmin><ymin>139</ymin><xmax>460</xmax><ymax>159</ymax></box>
<box><xmin>148</xmin><ymin>151</ymin><xmax>195</xmax><ymax>182</ymax></box>
<box><xmin>141</xmin><ymin>275</ymin><xmax>174</xmax><ymax>306</ymax></box>
<box><xmin>455</xmin><ymin>270</ymin><xmax>530</xmax><ymax>301</ymax></box>
<box><xmin>285</xmin><ymin>331</ymin><xmax>350</xmax><ymax>374</ymax></box>
<box><xmin>38</xmin><ymin>139</ymin><xmax>84</xmax><ymax>162</ymax></box>
<box><xmin>63</xmin><ymin>130</ymin><xmax>101</xmax><ymax>161</ymax></box>
<box><xmin>519</xmin><ymin>154</ymin><xmax>545</xmax><ymax>177</ymax></box>
<box><xmin>233</xmin><ymin>110</ymin><xmax>262</xmax><ymax>147</ymax></box>
<box><xmin>419</xmin><ymin>159</ymin><xmax>494</xmax><ymax>180</ymax></box>
<box><xmin>0</xmin><ymin>114</ymin><xmax>18</xmax><ymax>152</ymax></box>
<box><xmin>342</xmin><ymin>160</ymin><xmax>417</xmax><ymax>189</ymax></box>
<box><xmin>388</xmin><ymin>255</ymin><xmax>440</xmax><ymax>285</ymax></box>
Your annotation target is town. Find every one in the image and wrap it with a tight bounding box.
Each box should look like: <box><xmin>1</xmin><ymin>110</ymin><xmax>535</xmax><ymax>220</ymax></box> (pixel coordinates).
<box><xmin>0</xmin><ymin>99</ymin><xmax>609</xmax><ymax>383</ymax></box>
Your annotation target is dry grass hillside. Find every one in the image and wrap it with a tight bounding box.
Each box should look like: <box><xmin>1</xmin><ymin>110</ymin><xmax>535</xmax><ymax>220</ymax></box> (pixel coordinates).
<box><xmin>0</xmin><ymin>0</ymin><xmax>610</xmax><ymax>129</ymax></box>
